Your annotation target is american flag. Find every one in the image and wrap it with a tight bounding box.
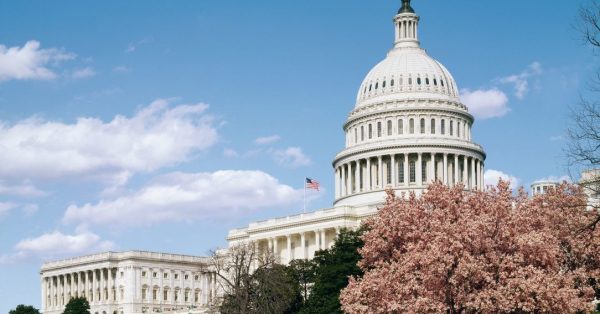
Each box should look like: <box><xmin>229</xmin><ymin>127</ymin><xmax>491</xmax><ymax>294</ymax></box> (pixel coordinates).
<box><xmin>305</xmin><ymin>178</ymin><xmax>320</xmax><ymax>191</ymax></box>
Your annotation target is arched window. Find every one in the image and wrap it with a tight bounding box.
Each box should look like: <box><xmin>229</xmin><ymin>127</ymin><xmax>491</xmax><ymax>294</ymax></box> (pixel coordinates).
<box><xmin>368</xmin><ymin>124</ymin><xmax>373</xmax><ymax>139</ymax></box>
<box><xmin>431</xmin><ymin>119</ymin><xmax>436</xmax><ymax>134</ymax></box>
<box><xmin>377</xmin><ymin>122</ymin><xmax>382</xmax><ymax>137</ymax></box>
<box><xmin>387</xmin><ymin>120</ymin><xmax>392</xmax><ymax>136</ymax></box>
<box><xmin>417</xmin><ymin>77</ymin><xmax>422</xmax><ymax>85</ymax></box>
<box><xmin>369</xmin><ymin>84</ymin><xmax>372</xmax><ymax>91</ymax></box>
<box><xmin>383</xmin><ymin>81</ymin><xmax>386</xmax><ymax>88</ymax></box>
<box><xmin>398</xmin><ymin>119</ymin><xmax>403</xmax><ymax>135</ymax></box>
<box><xmin>408</xmin><ymin>78</ymin><xmax>412</xmax><ymax>85</ymax></box>
<box><xmin>375</xmin><ymin>82</ymin><xmax>379</xmax><ymax>89</ymax></box>
<box><xmin>441</xmin><ymin>80</ymin><xmax>445</xmax><ymax>87</ymax></box>
<box><xmin>441</xmin><ymin>119</ymin><xmax>446</xmax><ymax>135</ymax></box>
<box><xmin>361</xmin><ymin>125</ymin><xmax>365</xmax><ymax>141</ymax></box>
<box><xmin>450</xmin><ymin>121</ymin><xmax>454</xmax><ymax>136</ymax></box>
<box><xmin>420</xmin><ymin>118</ymin><xmax>425</xmax><ymax>134</ymax></box>
<box><xmin>409</xmin><ymin>160</ymin><xmax>416</xmax><ymax>183</ymax></box>
<box><xmin>457</xmin><ymin>122</ymin><xmax>461</xmax><ymax>138</ymax></box>
<box><xmin>409</xmin><ymin>119</ymin><xmax>415</xmax><ymax>134</ymax></box>
<box><xmin>433</xmin><ymin>78</ymin><xmax>438</xmax><ymax>86</ymax></box>
<box><xmin>426</xmin><ymin>78</ymin><xmax>430</xmax><ymax>85</ymax></box>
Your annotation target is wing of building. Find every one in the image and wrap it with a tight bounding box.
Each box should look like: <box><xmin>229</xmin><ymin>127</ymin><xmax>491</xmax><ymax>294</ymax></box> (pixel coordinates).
<box><xmin>227</xmin><ymin>0</ymin><xmax>486</xmax><ymax>263</ymax></box>
<box><xmin>40</xmin><ymin>251</ymin><xmax>218</xmax><ymax>314</ymax></box>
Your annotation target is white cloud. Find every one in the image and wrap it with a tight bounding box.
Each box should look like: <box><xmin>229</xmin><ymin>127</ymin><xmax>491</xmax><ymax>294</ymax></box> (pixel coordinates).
<box><xmin>254</xmin><ymin>135</ymin><xmax>281</xmax><ymax>145</ymax></box>
<box><xmin>273</xmin><ymin>147</ymin><xmax>311</xmax><ymax>168</ymax></box>
<box><xmin>223</xmin><ymin>148</ymin><xmax>239</xmax><ymax>158</ymax></box>
<box><xmin>460</xmin><ymin>88</ymin><xmax>510</xmax><ymax>119</ymax></box>
<box><xmin>484</xmin><ymin>169</ymin><xmax>520</xmax><ymax>190</ymax></box>
<box><xmin>63</xmin><ymin>170</ymin><xmax>303</xmax><ymax>227</ymax></box>
<box><xmin>0</xmin><ymin>99</ymin><xmax>218</xmax><ymax>183</ymax></box>
<box><xmin>113</xmin><ymin>65</ymin><xmax>131</xmax><ymax>73</ymax></box>
<box><xmin>498</xmin><ymin>62</ymin><xmax>542</xmax><ymax>99</ymax></box>
<box><xmin>21</xmin><ymin>204</ymin><xmax>39</xmax><ymax>216</ymax></box>
<box><xmin>0</xmin><ymin>40</ymin><xmax>75</xmax><ymax>82</ymax></box>
<box><xmin>0</xmin><ymin>202</ymin><xmax>16</xmax><ymax>218</ymax></box>
<box><xmin>0</xmin><ymin>180</ymin><xmax>46</xmax><ymax>197</ymax></box>
<box><xmin>71</xmin><ymin>66</ymin><xmax>96</xmax><ymax>79</ymax></box>
<box><xmin>125</xmin><ymin>38</ymin><xmax>153</xmax><ymax>53</ymax></box>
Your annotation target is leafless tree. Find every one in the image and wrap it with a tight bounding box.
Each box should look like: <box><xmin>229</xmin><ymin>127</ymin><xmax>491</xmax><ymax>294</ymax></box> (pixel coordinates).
<box><xmin>568</xmin><ymin>1</ymin><xmax>600</xmax><ymax>229</ymax></box>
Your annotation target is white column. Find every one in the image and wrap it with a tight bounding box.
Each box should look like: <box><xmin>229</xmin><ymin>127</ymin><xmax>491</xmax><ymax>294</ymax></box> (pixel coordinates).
<box><xmin>366</xmin><ymin>158</ymin><xmax>372</xmax><ymax>191</ymax></box>
<box><xmin>41</xmin><ymin>277</ymin><xmax>46</xmax><ymax>310</ymax></box>
<box><xmin>314</xmin><ymin>230</ymin><xmax>319</xmax><ymax>251</ymax></box>
<box><xmin>463</xmin><ymin>156</ymin><xmax>468</xmax><ymax>185</ymax></box>
<box><xmin>300</xmin><ymin>232</ymin><xmax>306</xmax><ymax>260</ymax></box>
<box><xmin>417</xmin><ymin>153</ymin><xmax>423</xmax><ymax>186</ymax></box>
<box><xmin>429</xmin><ymin>154</ymin><xmax>435</xmax><ymax>182</ymax></box>
<box><xmin>378</xmin><ymin>156</ymin><xmax>383</xmax><ymax>188</ymax></box>
<box><xmin>454</xmin><ymin>155</ymin><xmax>459</xmax><ymax>187</ymax></box>
<box><xmin>286</xmin><ymin>235</ymin><xmax>292</xmax><ymax>263</ymax></box>
<box><xmin>354</xmin><ymin>160</ymin><xmax>360</xmax><ymax>193</ymax></box>
<box><xmin>471</xmin><ymin>158</ymin><xmax>476</xmax><ymax>190</ymax></box>
<box><xmin>335</xmin><ymin>167</ymin><xmax>340</xmax><ymax>198</ymax></box>
<box><xmin>443</xmin><ymin>153</ymin><xmax>448</xmax><ymax>185</ymax></box>
<box><xmin>109</xmin><ymin>268</ymin><xmax>114</xmax><ymax>303</ymax></box>
<box><xmin>341</xmin><ymin>164</ymin><xmax>346</xmax><ymax>196</ymax></box>
<box><xmin>273</xmin><ymin>237</ymin><xmax>279</xmax><ymax>258</ymax></box>
<box><xmin>321</xmin><ymin>229</ymin><xmax>327</xmax><ymax>249</ymax></box>
<box><xmin>391</xmin><ymin>154</ymin><xmax>396</xmax><ymax>187</ymax></box>
<box><xmin>404</xmin><ymin>154</ymin><xmax>409</xmax><ymax>186</ymax></box>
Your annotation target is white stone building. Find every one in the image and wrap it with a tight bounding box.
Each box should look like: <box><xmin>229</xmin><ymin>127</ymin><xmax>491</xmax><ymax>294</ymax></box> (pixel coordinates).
<box><xmin>227</xmin><ymin>0</ymin><xmax>486</xmax><ymax>262</ymax></box>
<box><xmin>530</xmin><ymin>181</ymin><xmax>559</xmax><ymax>196</ymax></box>
<box><xmin>40</xmin><ymin>251</ymin><xmax>217</xmax><ymax>314</ymax></box>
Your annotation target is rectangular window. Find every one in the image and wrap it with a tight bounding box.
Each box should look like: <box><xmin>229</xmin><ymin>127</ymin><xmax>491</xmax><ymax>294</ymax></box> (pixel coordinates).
<box><xmin>441</xmin><ymin>119</ymin><xmax>446</xmax><ymax>134</ymax></box>
<box><xmin>195</xmin><ymin>292</ymin><xmax>199</xmax><ymax>302</ymax></box>
<box><xmin>361</xmin><ymin>126</ymin><xmax>364</xmax><ymax>141</ymax></box>
<box><xmin>142</xmin><ymin>271</ymin><xmax>147</xmax><ymax>277</ymax></box>
<box><xmin>422</xmin><ymin>160</ymin><xmax>427</xmax><ymax>182</ymax></box>
<box><xmin>153</xmin><ymin>272</ymin><xmax>157</xmax><ymax>278</ymax></box>
<box><xmin>185</xmin><ymin>291</ymin><xmax>189</xmax><ymax>302</ymax></box>
<box><xmin>377</xmin><ymin>122</ymin><xmax>382</xmax><ymax>137</ymax></box>
<box><xmin>354</xmin><ymin>128</ymin><xmax>357</xmax><ymax>143</ymax></box>
<box><xmin>450</xmin><ymin>121</ymin><xmax>454</xmax><ymax>136</ymax></box>
<box><xmin>431</xmin><ymin>119</ymin><xmax>436</xmax><ymax>134</ymax></box>
<box><xmin>163</xmin><ymin>273</ymin><xmax>168</xmax><ymax>279</ymax></box>
<box><xmin>420</xmin><ymin>119</ymin><xmax>425</xmax><ymax>134</ymax></box>
<box><xmin>153</xmin><ymin>289</ymin><xmax>157</xmax><ymax>301</ymax></box>
<box><xmin>184</xmin><ymin>274</ymin><xmax>189</xmax><ymax>280</ymax></box>
<box><xmin>457</xmin><ymin>122</ymin><xmax>461</xmax><ymax>138</ymax></box>
<box><xmin>387</xmin><ymin>121</ymin><xmax>392</xmax><ymax>136</ymax></box>
<box><xmin>142</xmin><ymin>288</ymin><xmax>147</xmax><ymax>300</ymax></box>
<box><xmin>387</xmin><ymin>160</ymin><xmax>392</xmax><ymax>184</ymax></box>
<box><xmin>409</xmin><ymin>119</ymin><xmax>414</xmax><ymax>134</ymax></box>
<box><xmin>369</xmin><ymin>124</ymin><xmax>373</xmax><ymax>139</ymax></box>
<box><xmin>398</xmin><ymin>119</ymin><xmax>403</xmax><ymax>135</ymax></box>
<box><xmin>174</xmin><ymin>274</ymin><xmax>179</xmax><ymax>280</ymax></box>
<box><xmin>409</xmin><ymin>161</ymin><xmax>416</xmax><ymax>183</ymax></box>
<box><xmin>399</xmin><ymin>160</ymin><xmax>405</xmax><ymax>183</ymax></box>
<box><xmin>194</xmin><ymin>275</ymin><xmax>199</xmax><ymax>281</ymax></box>
<box><xmin>164</xmin><ymin>290</ymin><xmax>168</xmax><ymax>301</ymax></box>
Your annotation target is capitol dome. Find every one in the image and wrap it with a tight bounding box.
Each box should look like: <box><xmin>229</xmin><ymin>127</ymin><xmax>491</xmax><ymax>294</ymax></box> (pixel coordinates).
<box><xmin>332</xmin><ymin>0</ymin><xmax>486</xmax><ymax>207</ymax></box>
<box><xmin>356</xmin><ymin>48</ymin><xmax>461</xmax><ymax>108</ymax></box>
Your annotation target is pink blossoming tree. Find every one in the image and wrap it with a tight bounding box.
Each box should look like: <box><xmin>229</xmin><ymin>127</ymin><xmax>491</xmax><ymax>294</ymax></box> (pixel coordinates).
<box><xmin>340</xmin><ymin>181</ymin><xmax>600</xmax><ymax>313</ymax></box>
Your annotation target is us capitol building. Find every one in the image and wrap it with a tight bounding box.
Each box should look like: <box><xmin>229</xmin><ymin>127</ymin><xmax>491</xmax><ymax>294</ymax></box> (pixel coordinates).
<box><xmin>39</xmin><ymin>1</ymin><xmax>488</xmax><ymax>313</ymax></box>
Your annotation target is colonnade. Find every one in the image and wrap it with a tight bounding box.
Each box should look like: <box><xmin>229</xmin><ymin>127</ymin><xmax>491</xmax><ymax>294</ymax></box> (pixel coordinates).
<box><xmin>335</xmin><ymin>152</ymin><xmax>484</xmax><ymax>199</ymax></box>
<box><xmin>256</xmin><ymin>227</ymin><xmax>341</xmax><ymax>264</ymax></box>
<box><xmin>42</xmin><ymin>268</ymin><xmax>117</xmax><ymax>310</ymax></box>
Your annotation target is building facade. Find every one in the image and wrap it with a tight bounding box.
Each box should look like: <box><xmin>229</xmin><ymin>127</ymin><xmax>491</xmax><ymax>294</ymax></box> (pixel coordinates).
<box><xmin>40</xmin><ymin>251</ymin><xmax>217</xmax><ymax>314</ymax></box>
<box><xmin>228</xmin><ymin>0</ymin><xmax>486</xmax><ymax>261</ymax></box>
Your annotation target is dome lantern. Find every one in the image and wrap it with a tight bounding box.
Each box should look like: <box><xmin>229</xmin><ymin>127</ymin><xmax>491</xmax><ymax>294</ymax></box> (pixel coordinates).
<box><xmin>394</xmin><ymin>0</ymin><xmax>420</xmax><ymax>49</ymax></box>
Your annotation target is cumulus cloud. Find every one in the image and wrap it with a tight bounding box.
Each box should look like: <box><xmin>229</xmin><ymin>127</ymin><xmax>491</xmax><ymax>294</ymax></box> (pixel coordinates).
<box><xmin>63</xmin><ymin>170</ymin><xmax>303</xmax><ymax>227</ymax></box>
<box><xmin>0</xmin><ymin>230</ymin><xmax>115</xmax><ymax>264</ymax></box>
<box><xmin>0</xmin><ymin>40</ymin><xmax>75</xmax><ymax>82</ymax></box>
<box><xmin>0</xmin><ymin>99</ymin><xmax>218</xmax><ymax>184</ymax></box>
<box><xmin>0</xmin><ymin>202</ymin><xmax>16</xmax><ymax>218</ymax></box>
<box><xmin>71</xmin><ymin>66</ymin><xmax>96</xmax><ymax>79</ymax></box>
<box><xmin>484</xmin><ymin>169</ymin><xmax>520</xmax><ymax>190</ymax></box>
<box><xmin>273</xmin><ymin>147</ymin><xmax>311</xmax><ymax>168</ymax></box>
<box><xmin>254</xmin><ymin>135</ymin><xmax>281</xmax><ymax>145</ymax></box>
<box><xmin>498</xmin><ymin>62</ymin><xmax>542</xmax><ymax>99</ymax></box>
<box><xmin>460</xmin><ymin>88</ymin><xmax>510</xmax><ymax>119</ymax></box>
<box><xmin>0</xmin><ymin>180</ymin><xmax>46</xmax><ymax>197</ymax></box>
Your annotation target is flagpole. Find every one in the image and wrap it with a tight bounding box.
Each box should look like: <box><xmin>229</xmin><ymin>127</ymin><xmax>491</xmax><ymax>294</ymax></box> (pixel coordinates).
<box><xmin>303</xmin><ymin>177</ymin><xmax>306</xmax><ymax>214</ymax></box>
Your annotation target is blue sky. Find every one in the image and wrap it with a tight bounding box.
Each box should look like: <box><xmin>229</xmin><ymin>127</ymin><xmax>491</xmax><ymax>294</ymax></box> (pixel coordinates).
<box><xmin>0</xmin><ymin>0</ymin><xmax>595</xmax><ymax>311</ymax></box>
